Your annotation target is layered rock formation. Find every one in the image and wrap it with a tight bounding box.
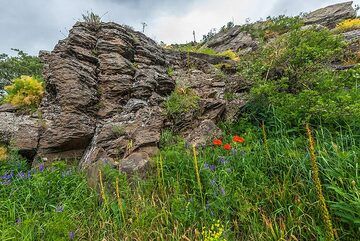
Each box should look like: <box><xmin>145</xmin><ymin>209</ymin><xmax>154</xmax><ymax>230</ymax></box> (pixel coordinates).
<box><xmin>202</xmin><ymin>1</ymin><xmax>357</xmax><ymax>54</ymax></box>
<box><xmin>0</xmin><ymin>21</ymin><xmax>246</xmax><ymax>176</ymax></box>
<box><xmin>303</xmin><ymin>1</ymin><xmax>356</xmax><ymax>27</ymax></box>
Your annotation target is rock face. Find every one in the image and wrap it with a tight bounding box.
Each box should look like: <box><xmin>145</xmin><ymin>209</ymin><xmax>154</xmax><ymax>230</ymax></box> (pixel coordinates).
<box><xmin>201</xmin><ymin>2</ymin><xmax>356</xmax><ymax>55</ymax></box>
<box><xmin>303</xmin><ymin>1</ymin><xmax>356</xmax><ymax>28</ymax></box>
<box><xmin>0</xmin><ymin>21</ymin><xmax>248</xmax><ymax>176</ymax></box>
<box><xmin>204</xmin><ymin>27</ymin><xmax>258</xmax><ymax>53</ymax></box>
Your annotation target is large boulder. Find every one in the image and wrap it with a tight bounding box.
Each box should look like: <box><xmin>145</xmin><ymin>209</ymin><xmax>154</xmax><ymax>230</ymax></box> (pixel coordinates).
<box><xmin>0</xmin><ymin>110</ymin><xmax>40</xmax><ymax>160</ymax></box>
<box><xmin>303</xmin><ymin>1</ymin><xmax>357</xmax><ymax>28</ymax></box>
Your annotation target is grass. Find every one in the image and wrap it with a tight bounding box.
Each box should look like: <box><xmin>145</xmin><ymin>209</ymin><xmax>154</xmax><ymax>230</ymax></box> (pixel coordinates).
<box><xmin>0</xmin><ymin>121</ymin><xmax>359</xmax><ymax>240</ymax></box>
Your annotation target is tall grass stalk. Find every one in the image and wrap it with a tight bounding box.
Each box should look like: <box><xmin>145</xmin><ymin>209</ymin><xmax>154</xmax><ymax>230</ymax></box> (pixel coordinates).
<box><xmin>98</xmin><ymin>169</ymin><xmax>107</xmax><ymax>206</ymax></box>
<box><xmin>115</xmin><ymin>177</ymin><xmax>126</xmax><ymax>223</ymax></box>
<box><xmin>306</xmin><ymin>123</ymin><xmax>334</xmax><ymax>241</ymax></box>
<box><xmin>262</xmin><ymin>121</ymin><xmax>270</xmax><ymax>157</ymax></box>
<box><xmin>192</xmin><ymin>144</ymin><xmax>203</xmax><ymax>203</ymax></box>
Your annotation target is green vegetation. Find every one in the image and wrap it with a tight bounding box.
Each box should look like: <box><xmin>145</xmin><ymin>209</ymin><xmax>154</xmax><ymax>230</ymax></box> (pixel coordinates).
<box><xmin>1</xmin><ymin>122</ymin><xmax>359</xmax><ymax>240</ymax></box>
<box><xmin>165</xmin><ymin>86</ymin><xmax>200</xmax><ymax>118</ymax></box>
<box><xmin>238</xmin><ymin>27</ymin><xmax>359</xmax><ymax>130</ymax></box>
<box><xmin>239</xmin><ymin>15</ymin><xmax>303</xmax><ymax>41</ymax></box>
<box><xmin>81</xmin><ymin>11</ymin><xmax>102</xmax><ymax>30</ymax></box>
<box><xmin>3</xmin><ymin>75</ymin><xmax>44</xmax><ymax>111</ymax></box>
<box><xmin>1</xmin><ymin>11</ymin><xmax>359</xmax><ymax>241</ymax></box>
<box><xmin>0</xmin><ymin>49</ymin><xmax>43</xmax><ymax>94</ymax></box>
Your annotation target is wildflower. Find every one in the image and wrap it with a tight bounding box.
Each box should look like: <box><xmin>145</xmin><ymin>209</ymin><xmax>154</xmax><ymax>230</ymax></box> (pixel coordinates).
<box><xmin>233</xmin><ymin>135</ymin><xmax>245</xmax><ymax>143</ymax></box>
<box><xmin>210</xmin><ymin>179</ymin><xmax>217</xmax><ymax>186</ymax></box>
<box><xmin>69</xmin><ymin>231</ymin><xmax>75</xmax><ymax>240</ymax></box>
<box><xmin>231</xmin><ymin>148</ymin><xmax>237</xmax><ymax>155</ymax></box>
<box><xmin>217</xmin><ymin>156</ymin><xmax>228</xmax><ymax>165</ymax></box>
<box><xmin>220</xmin><ymin>187</ymin><xmax>226</xmax><ymax>196</ymax></box>
<box><xmin>39</xmin><ymin>163</ymin><xmax>45</xmax><ymax>172</ymax></box>
<box><xmin>213</xmin><ymin>139</ymin><xmax>222</xmax><ymax>146</ymax></box>
<box><xmin>55</xmin><ymin>205</ymin><xmax>64</xmax><ymax>212</ymax></box>
<box><xmin>223</xmin><ymin>144</ymin><xmax>231</xmax><ymax>150</ymax></box>
<box><xmin>209</xmin><ymin>164</ymin><xmax>216</xmax><ymax>171</ymax></box>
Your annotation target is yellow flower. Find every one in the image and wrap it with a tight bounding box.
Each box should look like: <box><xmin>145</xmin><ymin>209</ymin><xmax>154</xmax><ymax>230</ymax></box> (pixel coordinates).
<box><xmin>335</xmin><ymin>18</ymin><xmax>360</xmax><ymax>32</ymax></box>
<box><xmin>0</xmin><ymin>146</ymin><xmax>8</xmax><ymax>161</ymax></box>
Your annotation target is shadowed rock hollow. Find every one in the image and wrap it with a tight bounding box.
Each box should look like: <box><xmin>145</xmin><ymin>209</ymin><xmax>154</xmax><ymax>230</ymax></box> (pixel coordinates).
<box><xmin>0</xmin><ymin>21</ymin><xmax>246</xmax><ymax>176</ymax></box>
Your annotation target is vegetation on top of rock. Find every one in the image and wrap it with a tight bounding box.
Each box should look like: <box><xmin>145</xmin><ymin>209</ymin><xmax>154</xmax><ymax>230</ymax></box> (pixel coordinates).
<box><xmin>3</xmin><ymin>75</ymin><xmax>44</xmax><ymax>110</ymax></box>
<box><xmin>239</xmin><ymin>15</ymin><xmax>304</xmax><ymax>41</ymax></box>
<box><xmin>165</xmin><ymin>86</ymin><xmax>200</xmax><ymax>118</ymax></box>
<box><xmin>81</xmin><ymin>11</ymin><xmax>102</xmax><ymax>30</ymax></box>
<box><xmin>0</xmin><ymin>49</ymin><xmax>43</xmax><ymax>95</ymax></box>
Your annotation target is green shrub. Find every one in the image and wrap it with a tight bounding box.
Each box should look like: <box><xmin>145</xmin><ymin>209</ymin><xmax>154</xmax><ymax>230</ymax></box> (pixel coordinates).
<box><xmin>238</xmin><ymin>28</ymin><xmax>357</xmax><ymax>130</ymax></box>
<box><xmin>165</xmin><ymin>86</ymin><xmax>200</xmax><ymax>118</ymax></box>
<box><xmin>0</xmin><ymin>49</ymin><xmax>43</xmax><ymax>94</ymax></box>
<box><xmin>3</xmin><ymin>75</ymin><xmax>44</xmax><ymax>110</ymax></box>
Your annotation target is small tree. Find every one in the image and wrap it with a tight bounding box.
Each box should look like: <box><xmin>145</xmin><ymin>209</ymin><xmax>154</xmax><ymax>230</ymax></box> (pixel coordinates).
<box><xmin>0</xmin><ymin>49</ymin><xmax>43</xmax><ymax>97</ymax></box>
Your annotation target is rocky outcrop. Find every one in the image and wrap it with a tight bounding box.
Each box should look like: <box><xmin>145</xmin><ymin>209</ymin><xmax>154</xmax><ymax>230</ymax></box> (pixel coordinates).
<box><xmin>204</xmin><ymin>27</ymin><xmax>258</xmax><ymax>53</ymax></box>
<box><xmin>0</xmin><ymin>21</ymin><xmax>248</xmax><ymax>177</ymax></box>
<box><xmin>0</xmin><ymin>111</ymin><xmax>40</xmax><ymax>160</ymax></box>
<box><xmin>201</xmin><ymin>2</ymin><xmax>357</xmax><ymax>55</ymax></box>
<box><xmin>303</xmin><ymin>1</ymin><xmax>356</xmax><ymax>28</ymax></box>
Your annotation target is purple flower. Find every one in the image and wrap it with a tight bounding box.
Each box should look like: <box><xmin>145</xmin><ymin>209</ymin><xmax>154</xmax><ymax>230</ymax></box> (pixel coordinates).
<box><xmin>69</xmin><ymin>231</ymin><xmax>75</xmax><ymax>240</ymax></box>
<box><xmin>231</xmin><ymin>148</ymin><xmax>238</xmax><ymax>155</ymax></box>
<box><xmin>203</xmin><ymin>163</ymin><xmax>210</xmax><ymax>170</ymax></box>
<box><xmin>209</xmin><ymin>164</ymin><xmax>216</xmax><ymax>171</ymax></box>
<box><xmin>220</xmin><ymin>187</ymin><xmax>226</xmax><ymax>196</ymax></box>
<box><xmin>218</xmin><ymin>156</ymin><xmax>229</xmax><ymax>165</ymax></box>
<box><xmin>55</xmin><ymin>205</ymin><xmax>64</xmax><ymax>212</ymax></box>
<box><xmin>39</xmin><ymin>163</ymin><xmax>45</xmax><ymax>172</ymax></box>
<box><xmin>0</xmin><ymin>180</ymin><xmax>11</xmax><ymax>185</ymax></box>
<box><xmin>210</xmin><ymin>179</ymin><xmax>216</xmax><ymax>186</ymax></box>
<box><xmin>17</xmin><ymin>172</ymin><xmax>26</xmax><ymax>179</ymax></box>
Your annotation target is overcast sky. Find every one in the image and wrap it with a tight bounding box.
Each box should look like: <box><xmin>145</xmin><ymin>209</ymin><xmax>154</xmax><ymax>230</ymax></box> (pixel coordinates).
<box><xmin>0</xmin><ymin>0</ymin><xmax>359</xmax><ymax>56</ymax></box>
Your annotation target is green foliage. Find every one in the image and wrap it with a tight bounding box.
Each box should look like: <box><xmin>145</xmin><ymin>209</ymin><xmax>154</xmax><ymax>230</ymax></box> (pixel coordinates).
<box><xmin>3</xmin><ymin>75</ymin><xmax>44</xmax><ymax>110</ymax></box>
<box><xmin>166</xmin><ymin>66</ymin><xmax>174</xmax><ymax>77</ymax></box>
<box><xmin>0</xmin><ymin>49</ymin><xmax>43</xmax><ymax>93</ymax></box>
<box><xmin>1</xmin><ymin>123</ymin><xmax>359</xmax><ymax>240</ymax></box>
<box><xmin>82</xmin><ymin>11</ymin><xmax>102</xmax><ymax>30</ymax></box>
<box><xmin>238</xmin><ymin>28</ymin><xmax>358</xmax><ymax>129</ymax></box>
<box><xmin>240</xmin><ymin>15</ymin><xmax>303</xmax><ymax>41</ymax></box>
<box><xmin>112</xmin><ymin>125</ymin><xmax>125</xmax><ymax>137</ymax></box>
<box><xmin>165</xmin><ymin>86</ymin><xmax>200</xmax><ymax>118</ymax></box>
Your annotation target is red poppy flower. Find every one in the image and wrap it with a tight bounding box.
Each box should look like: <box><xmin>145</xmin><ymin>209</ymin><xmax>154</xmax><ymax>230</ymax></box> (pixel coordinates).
<box><xmin>223</xmin><ymin>144</ymin><xmax>232</xmax><ymax>150</ymax></box>
<box><xmin>233</xmin><ymin>135</ymin><xmax>245</xmax><ymax>143</ymax></box>
<box><xmin>213</xmin><ymin>139</ymin><xmax>222</xmax><ymax>146</ymax></box>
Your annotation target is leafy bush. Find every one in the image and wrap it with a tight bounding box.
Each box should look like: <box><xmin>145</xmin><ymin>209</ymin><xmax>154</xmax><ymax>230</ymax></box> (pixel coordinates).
<box><xmin>0</xmin><ymin>49</ymin><xmax>43</xmax><ymax>94</ymax></box>
<box><xmin>335</xmin><ymin>18</ymin><xmax>360</xmax><ymax>33</ymax></box>
<box><xmin>3</xmin><ymin>75</ymin><xmax>44</xmax><ymax>110</ymax></box>
<box><xmin>218</xmin><ymin>50</ymin><xmax>239</xmax><ymax>61</ymax></box>
<box><xmin>238</xmin><ymin>28</ymin><xmax>359</xmax><ymax>129</ymax></box>
<box><xmin>165</xmin><ymin>86</ymin><xmax>200</xmax><ymax>118</ymax></box>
